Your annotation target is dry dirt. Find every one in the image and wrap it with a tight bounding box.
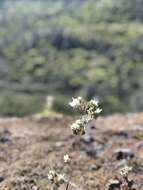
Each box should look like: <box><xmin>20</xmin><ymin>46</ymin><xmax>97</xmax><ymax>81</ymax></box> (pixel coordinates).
<box><xmin>0</xmin><ymin>113</ymin><xmax>143</xmax><ymax>190</ymax></box>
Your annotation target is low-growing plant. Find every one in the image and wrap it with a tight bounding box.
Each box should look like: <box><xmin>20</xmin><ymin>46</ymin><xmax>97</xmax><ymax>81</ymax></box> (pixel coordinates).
<box><xmin>47</xmin><ymin>96</ymin><xmax>102</xmax><ymax>190</ymax></box>
<box><xmin>107</xmin><ymin>164</ymin><xmax>135</xmax><ymax>190</ymax></box>
<box><xmin>119</xmin><ymin>165</ymin><xmax>134</xmax><ymax>190</ymax></box>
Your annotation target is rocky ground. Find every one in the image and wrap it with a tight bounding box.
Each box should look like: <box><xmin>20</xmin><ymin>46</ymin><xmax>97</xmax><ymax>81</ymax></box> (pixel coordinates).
<box><xmin>0</xmin><ymin>113</ymin><xmax>143</xmax><ymax>190</ymax></box>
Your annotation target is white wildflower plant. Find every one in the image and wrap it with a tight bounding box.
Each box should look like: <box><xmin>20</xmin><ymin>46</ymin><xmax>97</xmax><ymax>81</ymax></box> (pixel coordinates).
<box><xmin>119</xmin><ymin>165</ymin><xmax>132</xmax><ymax>177</ymax></box>
<box><xmin>117</xmin><ymin>165</ymin><xmax>135</xmax><ymax>190</ymax></box>
<box><xmin>48</xmin><ymin>97</ymin><xmax>102</xmax><ymax>190</ymax></box>
<box><xmin>48</xmin><ymin>170</ymin><xmax>65</xmax><ymax>187</ymax></box>
<box><xmin>69</xmin><ymin>97</ymin><xmax>102</xmax><ymax>135</ymax></box>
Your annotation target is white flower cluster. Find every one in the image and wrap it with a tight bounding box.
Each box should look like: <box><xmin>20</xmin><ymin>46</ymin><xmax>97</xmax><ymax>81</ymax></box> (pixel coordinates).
<box><xmin>69</xmin><ymin>96</ymin><xmax>83</xmax><ymax>108</ymax></box>
<box><xmin>86</xmin><ymin>99</ymin><xmax>102</xmax><ymax>118</ymax></box>
<box><xmin>119</xmin><ymin>165</ymin><xmax>132</xmax><ymax>177</ymax></box>
<box><xmin>48</xmin><ymin>170</ymin><xmax>65</xmax><ymax>186</ymax></box>
<box><xmin>69</xmin><ymin>97</ymin><xmax>102</xmax><ymax>135</ymax></box>
<box><xmin>70</xmin><ymin>119</ymin><xmax>85</xmax><ymax>135</ymax></box>
<box><xmin>63</xmin><ymin>154</ymin><xmax>70</xmax><ymax>163</ymax></box>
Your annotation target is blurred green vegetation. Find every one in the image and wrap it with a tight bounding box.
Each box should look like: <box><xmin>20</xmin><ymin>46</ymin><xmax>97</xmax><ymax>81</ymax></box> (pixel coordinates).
<box><xmin>0</xmin><ymin>0</ymin><xmax>143</xmax><ymax>116</ymax></box>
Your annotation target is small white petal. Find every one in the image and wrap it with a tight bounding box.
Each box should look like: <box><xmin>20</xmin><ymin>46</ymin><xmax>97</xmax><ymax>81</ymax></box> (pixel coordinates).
<box><xmin>95</xmin><ymin>108</ymin><xmax>102</xmax><ymax>114</ymax></box>
<box><xmin>58</xmin><ymin>174</ymin><xmax>65</xmax><ymax>180</ymax></box>
<box><xmin>49</xmin><ymin>170</ymin><xmax>56</xmax><ymax>176</ymax></box>
<box><xmin>69</xmin><ymin>97</ymin><xmax>82</xmax><ymax>108</ymax></box>
<box><xmin>48</xmin><ymin>174</ymin><xmax>53</xmax><ymax>180</ymax></box>
<box><xmin>64</xmin><ymin>154</ymin><xmax>70</xmax><ymax>163</ymax></box>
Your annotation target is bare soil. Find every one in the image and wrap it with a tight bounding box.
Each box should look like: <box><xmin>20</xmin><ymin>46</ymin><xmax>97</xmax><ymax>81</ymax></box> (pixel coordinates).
<box><xmin>0</xmin><ymin>113</ymin><xmax>143</xmax><ymax>190</ymax></box>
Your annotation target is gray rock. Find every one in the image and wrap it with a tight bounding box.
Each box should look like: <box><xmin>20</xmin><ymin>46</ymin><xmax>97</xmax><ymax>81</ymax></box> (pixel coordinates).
<box><xmin>115</xmin><ymin>129</ymin><xmax>128</xmax><ymax>137</ymax></box>
<box><xmin>86</xmin><ymin>142</ymin><xmax>104</xmax><ymax>157</ymax></box>
<box><xmin>106</xmin><ymin>179</ymin><xmax>120</xmax><ymax>190</ymax></box>
<box><xmin>80</xmin><ymin>134</ymin><xmax>95</xmax><ymax>144</ymax></box>
<box><xmin>113</xmin><ymin>148</ymin><xmax>134</xmax><ymax>160</ymax></box>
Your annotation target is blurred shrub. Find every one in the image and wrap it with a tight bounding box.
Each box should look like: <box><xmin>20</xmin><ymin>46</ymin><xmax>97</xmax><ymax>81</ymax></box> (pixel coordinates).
<box><xmin>0</xmin><ymin>0</ymin><xmax>142</xmax><ymax>116</ymax></box>
<box><xmin>52</xmin><ymin>95</ymin><xmax>74</xmax><ymax>115</ymax></box>
<box><xmin>0</xmin><ymin>92</ymin><xmax>44</xmax><ymax>116</ymax></box>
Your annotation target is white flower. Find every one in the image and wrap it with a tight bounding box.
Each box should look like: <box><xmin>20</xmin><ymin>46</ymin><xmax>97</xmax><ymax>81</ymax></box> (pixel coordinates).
<box><xmin>49</xmin><ymin>170</ymin><xmax>56</xmax><ymax>176</ymax></box>
<box><xmin>70</xmin><ymin>119</ymin><xmax>85</xmax><ymax>135</ymax></box>
<box><xmin>95</xmin><ymin>108</ymin><xmax>102</xmax><ymax>114</ymax></box>
<box><xmin>63</xmin><ymin>154</ymin><xmax>70</xmax><ymax>163</ymax></box>
<box><xmin>48</xmin><ymin>174</ymin><xmax>53</xmax><ymax>181</ymax></box>
<box><xmin>57</xmin><ymin>174</ymin><xmax>65</xmax><ymax>184</ymax></box>
<box><xmin>48</xmin><ymin>170</ymin><xmax>56</xmax><ymax>182</ymax></box>
<box><xmin>87</xmin><ymin>107</ymin><xmax>102</xmax><ymax>116</ymax></box>
<box><xmin>90</xmin><ymin>99</ymin><xmax>99</xmax><ymax>107</ymax></box>
<box><xmin>69</xmin><ymin>97</ymin><xmax>82</xmax><ymax>108</ymax></box>
<box><xmin>70</xmin><ymin>120</ymin><xmax>81</xmax><ymax>130</ymax></box>
<box><xmin>48</xmin><ymin>170</ymin><xmax>65</xmax><ymax>186</ymax></box>
<box><xmin>119</xmin><ymin>166</ymin><xmax>132</xmax><ymax>176</ymax></box>
<box><xmin>81</xmin><ymin>115</ymin><xmax>92</xmax><ymax>124</ymax></box>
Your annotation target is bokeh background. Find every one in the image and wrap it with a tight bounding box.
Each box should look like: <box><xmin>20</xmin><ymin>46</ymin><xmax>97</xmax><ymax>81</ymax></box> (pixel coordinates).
<box><xmin>0</xmin><ymin>0</ymin><xmax>143</xmax><ymax>116</ymax></box>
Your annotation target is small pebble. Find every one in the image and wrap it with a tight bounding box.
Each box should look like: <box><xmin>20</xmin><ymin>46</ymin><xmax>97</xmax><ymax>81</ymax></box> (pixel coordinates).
<box><xmin>116</xmin><ymin>129</ymin><xmax>128</xmax><ymax>137</ymax></box>
<box><xmin>90</xmin><ymin>164</ymin><xmax>100</xmax><ymax>171</ymax></box>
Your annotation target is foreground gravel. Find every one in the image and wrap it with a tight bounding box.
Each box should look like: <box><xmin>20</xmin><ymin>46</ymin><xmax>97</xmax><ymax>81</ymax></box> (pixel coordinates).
<box><xmin>0</xmin><ymin>113</ymin><xmax>143</xmax><ymax>190</ymax></box>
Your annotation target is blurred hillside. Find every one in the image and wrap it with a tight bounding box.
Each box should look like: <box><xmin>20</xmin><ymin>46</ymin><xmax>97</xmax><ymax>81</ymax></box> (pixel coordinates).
<box><xmin>0</xmin><ymin>0</ymin><xmax>143</xmax><ymax>116</ymax></box>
